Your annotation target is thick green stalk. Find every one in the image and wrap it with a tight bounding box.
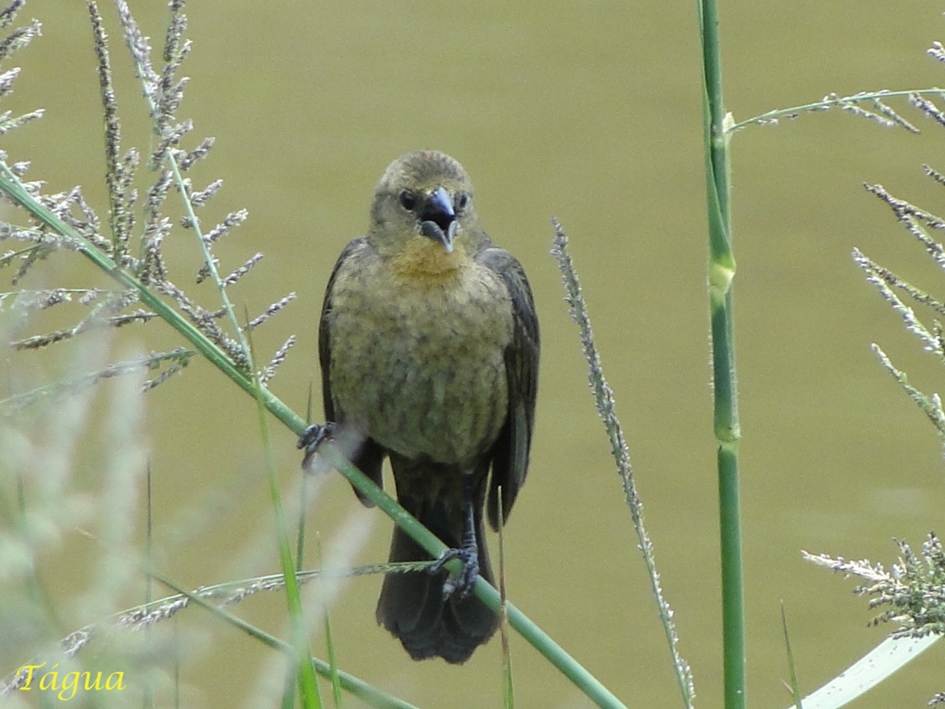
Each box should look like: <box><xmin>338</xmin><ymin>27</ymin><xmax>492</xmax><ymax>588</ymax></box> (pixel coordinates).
<box><xmin>698</xmin><ymin>1</ymin><xmax>745</xmax><ymax>707</ymax></box>
<box><xmin>0</xmin><ymin>166</ymin><xmax>624</xmax><ymax>709</ymax></box>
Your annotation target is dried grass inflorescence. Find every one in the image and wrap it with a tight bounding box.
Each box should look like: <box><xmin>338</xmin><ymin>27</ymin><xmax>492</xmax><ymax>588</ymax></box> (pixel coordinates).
<box><xmin>0</xmin><ymin>0</ymin><xmax>297</xmax><ymax>415</ymax></box>
<box><xmin>551</xmin><ymin>220</ymin><xmax>695</xmax><ymax>706</ymax></box>
<box><xmin>794</xmin><ymin>32</ymin><xmax>945</xmax><ymax>707</ymax></box>
<box><xmin>0</xmin><ymin>0</ymin><xmax>313</xmax><ymax>697</ymax></box>
<box><xmin>804</xmin><ymin>534</ymin><xmax>945</xmax><ymax>639</ymax></box>
<box><xmin>728</xmin><ymin>40</ymin><xmax>945</xmax><ymax>135</ymax></box>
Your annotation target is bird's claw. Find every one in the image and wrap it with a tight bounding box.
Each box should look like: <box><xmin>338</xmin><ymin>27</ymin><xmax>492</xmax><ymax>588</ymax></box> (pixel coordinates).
<box><xmin>430</xmin><ymin>546</ymin><xmax>479</xmax><ymax>600</ymax></box>
<box><xmin>298</xmin><ymin>422</ymin><xmax>335</xmax><ymax>468</ymax></box>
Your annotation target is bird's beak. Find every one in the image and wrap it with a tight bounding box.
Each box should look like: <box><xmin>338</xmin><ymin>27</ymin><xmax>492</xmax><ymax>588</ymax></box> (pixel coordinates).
<box><xmin>419</xmin><ymin>186</ymin><xmax>457</xmax><ymax>253</ymax></box>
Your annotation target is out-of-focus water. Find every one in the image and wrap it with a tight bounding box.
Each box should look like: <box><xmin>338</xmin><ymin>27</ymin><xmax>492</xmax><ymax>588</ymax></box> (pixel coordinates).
<box><xmin>6</xmin><ymin>1</ymin><xmax>945</xmax><ymax>706</ymax></box>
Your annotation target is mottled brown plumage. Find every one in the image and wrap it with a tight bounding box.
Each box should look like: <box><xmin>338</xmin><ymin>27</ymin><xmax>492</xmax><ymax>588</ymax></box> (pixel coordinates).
<box><xmin>315</xmin><ymin>150</ymin><xmax>539</xmax><ymax>663</ymax></box>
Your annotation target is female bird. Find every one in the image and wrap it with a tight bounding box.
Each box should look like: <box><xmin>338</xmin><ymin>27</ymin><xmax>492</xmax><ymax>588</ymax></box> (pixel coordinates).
<box><xmin>302</xmin><ymin>150</ymin><xmax>539</xmax><ymax>663</ymax></box>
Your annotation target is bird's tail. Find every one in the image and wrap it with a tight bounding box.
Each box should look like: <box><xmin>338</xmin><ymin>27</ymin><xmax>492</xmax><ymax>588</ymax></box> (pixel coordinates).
<box><xmin>375</xmin><ymin>470</ymin><xmax>497</xmax><ymax>664</ymax></box>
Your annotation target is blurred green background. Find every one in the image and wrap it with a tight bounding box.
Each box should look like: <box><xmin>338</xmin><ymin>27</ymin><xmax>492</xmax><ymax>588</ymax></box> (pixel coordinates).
<box><xmin>5</xmin><ymin>0</ymin><xmax>945</xmax><ymax>706</ymax></box>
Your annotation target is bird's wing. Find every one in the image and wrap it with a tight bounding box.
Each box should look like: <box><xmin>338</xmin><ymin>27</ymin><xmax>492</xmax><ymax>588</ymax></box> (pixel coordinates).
<box><xmin>477</xmin><ymin>247</ymin><xmax>540</xmax><ymax>530</ymax></box>
<box><xmin>319</xmin><ymin>237</ymin><xmax>386</xmax><ymax>504</ymax></box>
<box><xmin>318</xmin><ymin>237</ymin><xmax>364</xmax><ymax>423</ymax></box>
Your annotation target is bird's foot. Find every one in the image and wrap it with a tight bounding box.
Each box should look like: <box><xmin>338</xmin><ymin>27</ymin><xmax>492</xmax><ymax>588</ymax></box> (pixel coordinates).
<box><xmin>297</xmin><ymin>422</ymin><xmax>335</xmax><ymax>468</ymax></box>
<box><xmin>430</xmin><ymin>546</ymin><xmax>479</xmax><ymax>600</ymax></box>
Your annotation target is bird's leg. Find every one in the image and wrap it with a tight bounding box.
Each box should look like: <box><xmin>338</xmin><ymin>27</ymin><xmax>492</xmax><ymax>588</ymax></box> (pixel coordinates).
<box><xmin>297</xmin><ymin>421</ymin><xmax>336</xmax><ymax>468</ymax></box>
<box><xmin>429</xmin><ymin>474</ymin><xmax>480</xmax><ymax>599</ymax></box>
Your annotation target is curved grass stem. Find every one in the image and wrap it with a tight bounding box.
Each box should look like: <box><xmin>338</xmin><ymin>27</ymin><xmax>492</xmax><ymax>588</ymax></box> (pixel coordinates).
<box><xmin>727</xmin><ymin>88</ymin><xmax>945</xmax><ymax>133</ymax></box>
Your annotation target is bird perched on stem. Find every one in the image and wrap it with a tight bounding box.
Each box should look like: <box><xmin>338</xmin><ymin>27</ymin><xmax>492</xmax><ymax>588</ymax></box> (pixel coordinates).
<box><xmin>300</xmin><ymin>150</ymin><xmax>539</xmax><ymax>663</ymax></box>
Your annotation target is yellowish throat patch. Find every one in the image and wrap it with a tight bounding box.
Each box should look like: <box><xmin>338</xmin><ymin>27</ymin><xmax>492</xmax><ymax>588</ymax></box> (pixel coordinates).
<box><xmin>390</xmin><ymin>236</ymin><xmax>467</xmax><ymax>282</ymax></box>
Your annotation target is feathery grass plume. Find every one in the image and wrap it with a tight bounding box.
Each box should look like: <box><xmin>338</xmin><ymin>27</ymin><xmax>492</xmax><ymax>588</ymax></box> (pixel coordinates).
<box><xmin>76</xmin><ymin>366</ymin><xmax>147</xmax><ymax>618</ymax></box>
<box><xmin>0</xmin><ymin>363</ymin><xmax>418</xmax><ymax>707</ymax></box>
<box><xmin>854</xmin><ymin>181</ymin><xmax>945</xmax><ymax>444</ymax></box>
<box><xmin>2</xmin><ymin>565</ymin><xmax>424</xmax><ymax>706</ymax></box>
<box><xmin>729</xmin><ymin>88</ymin><xmax>945</xmax><ymax>134</ymax></box>
<box><xmin>852</xmin><ymin>248</ymin><xmax>941</xmax><ymax>353</ymax></box>
<box><xmin>724</xmin><ymin>34</ymin><xmax>945</xmax><ymax>134</ymax></box>
<box><xmin>221</xmin><ymin>252</ymin><xmax>264</xmax><ymax>287</ymax></box>
<box><xmin>187</xmin><ymin>177</ymin><xmax>222</xmax><ymax>207</ymax></box>
<box><xmin>0</xmin><ymin>337</ymin><xmax>186</xmax><ymax>703</ymax></box>
<box><xmin>0</xmin><ymin>345</ymin><xmax>101</xmax><ymax>674</ymax></box>
<box><xmin>0</xmin><ymin>561</ymin><xmax>434</xmax><ymax>696</ymax></box>
<box><xmin>67</xmin><ymin>364</ymin><xmax>177</xmax><ymax>702</ymax></box>
<box><xmin>784</xmin><ymin>27</ymin><xmax>945</xmax><ymax>704</ymax></box>
<box><xmin>0</xmin><ymin>0</ymin><xmax>297</xmax><ymax>405</ymax></box>
<box><xmin>87</xmin><ymin>1</ymin><xmax>130</xmax><ymax>263</ymax></box>
<box><xmin>853</xmin><ymin>249</ymin><xmax>945</xmax><ymax>318</ymax></box>
<box><xmin>870</xmin><ymin>344</ymin><xmax>945</xmax><ymax>452</ymax></box>
<box><xmin>0</xmin><ymin>348</ymin><xmax>193</xmax><ymax>412</ymax></box>
<box><xmin>110</xmin><ymin>0</ymin><xmax>291</xmax><ymax>375</ymax></box>
<box><xmin>248</xmin><ymin>292</ymin><xmax>297</xmax><ymax>331</ymax></box>
<box><xmin>551</xmin><ymin>219</ymin><xmax>695</xmax><ymax>707</ymax></box>
<box><xmin>4</xmin><ymin>0</ymin><xmax>294</xmax><ymax>392</ymax></box>
<box><xmin>260</xmin><ymin>335</ymin><xmax>296</xmax><ymax>385</ymax></box>
<box><xmin>0</xmin><ymin>106</ymin><xmax>40</xmax><ymax>135</ymax></box>
<box><xmin>803</xmin><ymin>535</ymin><xmax>945</xmax><ymax>639</ymax></box>
<box><xmin>202</xmin><ymin>207</ymin><xmax>247</xmax><ymax>245</ymax></box>
<box><xmin>9</xmin><ymin>300</ymin><xmax>155</xmax><ymax>351</ymax></box>
<box><xmin>911</xmin><ymin>94</ymin><xmax>945</xmax><ymax>127</ymax></box>
<box><xmin>146</xmin><ymin>572</ymin><xmax>418</xmax><ymax>709</ymax></box>
<box><xmin>0</xmin><ymin>17</ymin><xmax>37</xmax><ymax>58</ymax></box>
<box><xmin>0</xmin><ymin>287</ymin><xmax>105</xmax><ymax>311</ymax></box>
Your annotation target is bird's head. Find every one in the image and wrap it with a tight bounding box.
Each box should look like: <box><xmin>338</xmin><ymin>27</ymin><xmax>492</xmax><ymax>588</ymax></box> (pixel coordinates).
<box><xmin>369</xmin><ymin>151</ymin><xmax>480</xmax><ymax>262</ymax></box>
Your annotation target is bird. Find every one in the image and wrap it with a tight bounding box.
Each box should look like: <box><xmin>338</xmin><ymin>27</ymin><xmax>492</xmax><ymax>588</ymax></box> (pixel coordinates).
<box><xmin>300</xmin><ymin>150</ymin><xmax>539</xmax><ymax>664</ymax></box>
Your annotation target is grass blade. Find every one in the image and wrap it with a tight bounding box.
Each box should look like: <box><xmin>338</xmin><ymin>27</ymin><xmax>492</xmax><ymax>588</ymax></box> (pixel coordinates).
<box><xmin>790</xmin><ymin>634</ymin><xmax>940</xmax><ymax>709</ymax></box>
<box><xmin>246</xmin><ymin>324</ymin><xmax>321</xmax><ymax>709</ymax></box>
<box><xmin>780</xmin><ymin>601</ymin><xmax>802</xmax><ymax>708</ymax></box>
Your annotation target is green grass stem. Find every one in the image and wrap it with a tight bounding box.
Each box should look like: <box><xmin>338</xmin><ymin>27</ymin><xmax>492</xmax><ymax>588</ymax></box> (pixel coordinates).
<box><xmin>697</xmin><ymin>1</ymin><xmax>746</xmax><ymax>707</ymax></box>
<box><xmin>144</xmin><ymin>459</ymin><xmax>155</xmax><ymax>709</ymax></box>
<box><xmin>497</xmin><ymin>488</ymin><xmax>514</xmax><ymax>709</ymax></box>
<box><xmin>780</xmin><ymin>602</ymin><xmax>802</xmax><ymax>708</ymax></box>
<box><xmin>248</xmin><ymin>328</ymin><xmax>321</xmax><ymax>709</ymax></box>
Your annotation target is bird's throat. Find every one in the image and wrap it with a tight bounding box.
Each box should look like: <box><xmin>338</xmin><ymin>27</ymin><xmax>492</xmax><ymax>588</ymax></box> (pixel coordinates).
<box><xmin>390</xmin><ymin>236</ymin><xmax>467</xmax><ymax>281</ymax></box>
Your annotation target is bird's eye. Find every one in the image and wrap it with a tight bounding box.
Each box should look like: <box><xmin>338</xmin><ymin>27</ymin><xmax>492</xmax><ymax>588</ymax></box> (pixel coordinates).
<box><xmin>399</xmin><ymin>190</ymin><xmax>417</xmax><ymax>211</ymax></box>
<box><xmin>456</xmin><ymin>192</ymin><xmax>469</xmax><ymax>211</ymax></box>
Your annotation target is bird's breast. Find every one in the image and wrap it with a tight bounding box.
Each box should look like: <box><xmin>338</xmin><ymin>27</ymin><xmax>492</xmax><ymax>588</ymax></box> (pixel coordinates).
<box><xmin>328</xmin><ymin>252</ymin><xmax>513</xmax><ymax>466</ymax></box>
